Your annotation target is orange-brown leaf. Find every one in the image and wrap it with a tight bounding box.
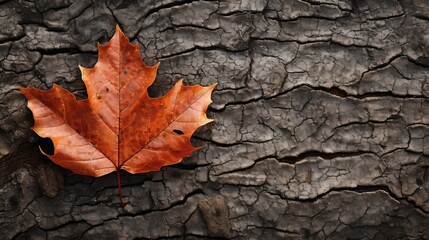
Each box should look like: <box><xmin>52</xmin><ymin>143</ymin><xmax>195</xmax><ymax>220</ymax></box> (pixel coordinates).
<box><xmin>20</xmin><ymin>25</ymin><xmax>215</xmax><ymax>180</ymax></box>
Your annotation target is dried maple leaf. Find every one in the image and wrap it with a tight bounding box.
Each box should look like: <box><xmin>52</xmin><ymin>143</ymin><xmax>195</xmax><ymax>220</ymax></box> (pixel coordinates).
<box><xmin>20</xmin><ymin>25</ymin><xmax>216</xmax><ymax>206</ymax></box>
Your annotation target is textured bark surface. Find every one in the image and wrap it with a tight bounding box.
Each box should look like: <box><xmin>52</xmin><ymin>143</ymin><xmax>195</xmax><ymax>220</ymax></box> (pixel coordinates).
<box><xmin>1</xmin><ymin>0</ymin><xmax>429</xmax><ymax>239</ymax></box>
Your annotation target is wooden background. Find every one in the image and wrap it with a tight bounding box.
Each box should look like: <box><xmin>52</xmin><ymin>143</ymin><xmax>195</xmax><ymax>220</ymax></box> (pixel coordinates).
<box><xmin>1</xmin><ymin>0</ymin><xmax>429</xmax><ymax>239</ymax></box>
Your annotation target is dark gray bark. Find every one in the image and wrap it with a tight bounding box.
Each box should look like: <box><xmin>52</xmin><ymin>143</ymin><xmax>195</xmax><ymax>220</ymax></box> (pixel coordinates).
<box><xmin>1</xmin><ymin>0</ymin><xmax>429</xmax><ymax>239</ymax></box>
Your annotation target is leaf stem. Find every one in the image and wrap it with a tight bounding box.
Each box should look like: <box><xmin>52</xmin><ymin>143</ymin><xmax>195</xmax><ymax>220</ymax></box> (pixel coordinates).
<box><xmin>117</xmin><ymin>170</ymin><xmax>125</xmax><ymax>208</ymax></box>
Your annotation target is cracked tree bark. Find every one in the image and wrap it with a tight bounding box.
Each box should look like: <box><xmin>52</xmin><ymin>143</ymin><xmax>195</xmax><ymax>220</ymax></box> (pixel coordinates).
<box><xmin>1</xmin><ymin>0</ymin><xmax>429</xmax><ymax>239</ymax></box>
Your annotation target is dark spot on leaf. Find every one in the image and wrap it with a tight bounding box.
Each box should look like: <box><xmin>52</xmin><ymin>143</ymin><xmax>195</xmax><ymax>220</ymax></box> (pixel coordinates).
<box><xmin>105</xmin><ymin>87</ymin><xmax>109</xmax><ymax>92</ymax></box>
<box><xmin>38</xmin><ymin>137</ymin><xmax>54</xmax><ymax>156</ymax></box>
<box><xmin>173</xmin><ymin>129</ymin><xmax>184</xmax><ymax>135</ymax></box>
<box><xmin>124</xmin><ymin>70</ymin><xmax>128</xmax><ymax>75</ymax></box>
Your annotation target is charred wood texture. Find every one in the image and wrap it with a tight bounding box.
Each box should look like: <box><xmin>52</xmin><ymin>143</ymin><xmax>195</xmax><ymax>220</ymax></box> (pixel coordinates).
<box><xmin>1</xmin><ymin>0</ymin><xmax>429</xmax><ymax>239</ymax></box>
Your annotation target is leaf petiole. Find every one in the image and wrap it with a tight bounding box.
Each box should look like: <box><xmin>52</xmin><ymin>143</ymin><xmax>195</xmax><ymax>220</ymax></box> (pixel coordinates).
<box><xmin>117</xmin><ymin>170</ymin><xmax>125</xmax><ymax>208</ymax></box>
